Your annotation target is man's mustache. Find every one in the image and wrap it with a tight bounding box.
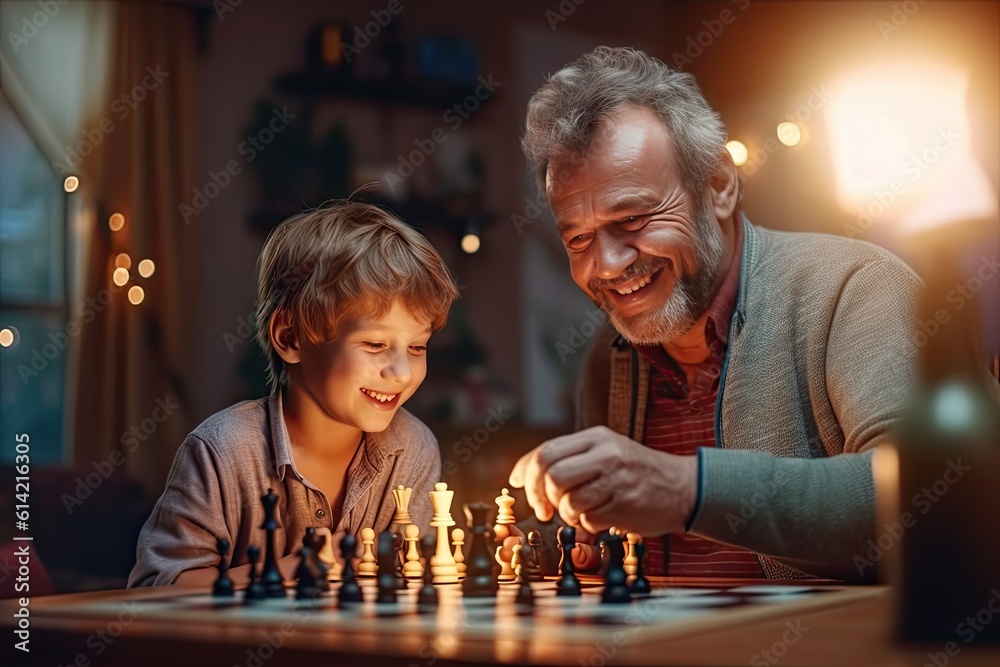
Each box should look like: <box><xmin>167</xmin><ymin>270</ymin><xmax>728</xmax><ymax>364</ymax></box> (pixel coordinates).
<box><xmin>588</xmin><ymin>257</ymin><xmax>671</xmax><ymax>294</ymax></box>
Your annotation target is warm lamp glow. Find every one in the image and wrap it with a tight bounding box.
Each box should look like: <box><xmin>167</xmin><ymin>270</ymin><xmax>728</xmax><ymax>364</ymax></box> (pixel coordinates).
<box><xmin>726</xmin><ymin>140</ymin><xmax>748</xmax><ymax>166</ymax></box>
<box><xmin>776</xmin><ymin>122</ymin><xmax>801</xmax><ymax>147</ymax></box>
<box><xmin>461</xmin><ymin>233</ymin><xmax>481</xmax><ymax>254</ymax></box>
<box><xmin>113</xmin><ymin>268</ymin><xmax>129</xmax><ymax>286</ymax></box>
<box><xmin>824</xmin><ymin>62</ymin><xmax>990</xmax><ymax>232</ymax></box>
<box><xmin>109</xmin><ymin>213</ymin><xmax>125</xmax><ymax>231</ymax></box>
<box><xmin>0</xmin><ymin>327</ymin><xmax>15</xmax><ymax>347</ymax></box>
<box><xmin>138</xmin><ymin>259</ymin><xmax>155</xmax><ymax>278</ymax></box>
<box><xmin>63</xmin><ymin>176</ymin><xmax>79</xmax><ymax>193</ymax></box>
<box><xmin>115</xmin><ymin>253</ymin><xmax>132</xmax><ymax>270</ymax></box>
<box><xmin>128</xmin><ymin>286</ymin><xmax>144</xmax><ymax>305</ymax></box>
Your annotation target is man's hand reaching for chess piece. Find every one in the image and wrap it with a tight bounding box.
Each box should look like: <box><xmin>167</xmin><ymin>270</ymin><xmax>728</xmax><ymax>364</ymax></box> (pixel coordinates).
<box><xmin>509</xmin><ymin>426</ymin><xmax>699</xmax><ymax>539</ymax></box>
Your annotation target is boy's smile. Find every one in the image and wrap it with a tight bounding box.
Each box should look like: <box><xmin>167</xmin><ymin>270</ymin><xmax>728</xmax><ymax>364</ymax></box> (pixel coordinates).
<box><xmin>282</xmin><ymin>298</ymin><xmax>432</xmax><ymax>444</ymax></box>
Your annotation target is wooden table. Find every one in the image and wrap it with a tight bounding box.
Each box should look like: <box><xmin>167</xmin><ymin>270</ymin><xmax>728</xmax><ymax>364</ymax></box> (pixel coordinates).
<box><xmin>4</xmin><ymin>578</ymin><xmax>1000</xmax><ymax>666</ymax></box>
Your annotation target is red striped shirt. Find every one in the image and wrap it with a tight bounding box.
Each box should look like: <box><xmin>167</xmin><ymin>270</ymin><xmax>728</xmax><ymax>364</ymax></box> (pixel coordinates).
<box><xmin>636</xmin><ymin>222</ymin><xmax>765</xmax><ymax>577</ymax></box>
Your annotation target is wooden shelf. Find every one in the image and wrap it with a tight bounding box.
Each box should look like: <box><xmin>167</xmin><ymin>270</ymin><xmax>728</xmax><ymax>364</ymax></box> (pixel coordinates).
<box><xmin>274</xmin><ymin>68</ymin><xmax>495</xmax><ymax>110</ymax></box>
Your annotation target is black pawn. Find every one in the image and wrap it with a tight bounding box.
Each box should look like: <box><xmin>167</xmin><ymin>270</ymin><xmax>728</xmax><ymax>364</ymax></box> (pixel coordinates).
<box><xmin>600</xmin><ymin>534</ymin><xmax>631</xmax><ymax>604</ymax></box>
<box><xmin>524</xmin><ymin>531</ymin><xmax>545</xmax><ymax>582</ymax></box>
<box><xmin>295</xmin><ymin>546</ymin><xmax>321</xmax><ymax>601</ymax></box>
<box><xmin>213</xmin><ymin>538</ymin><xmax>234</xmax><ymax>598</ymax></box>
<box><xmin>629</xmin><ymin>539</ymin><xmax>652</xmax><ymax>595</ymax></box>
<box><xmin>392</xmin><ymin>532</ymin><xmax>407</xmax><ymax>590</ymax></box>
<box><xmin>462</xmin><ymin>502</ymin><xmax>499</xmax><ymax>597</ymax></box>
<box><xmin>514</xmin><ymin>545</ymin><xmax>534</xmax><ymax>605</ymax></box>
<box><xmin>376</xmin><ymin>531</ymin><xmax>397</xmax><ymax>603</ymax></box>
<box><xmin>244</xmin><ymin>545</ymin><xmax>266</xmax><ymax>603</ymax></box>
<box><xmin>556</xmin><ymin>525</ymin><xmax>581</xmax><ymax>597</ymax></box>
<box><xmin>417</xmin><ymin>534</ymin><xmax>437</xmax><ymax>605</ymax></box>
<box><xmin>338</xmin><ymin>533</ymin><xmax>363</xmax><ymax>604</ymax></box>
<box><xmin>260</xmin><ymin>488</ymin><xmax>285</xmax><ymax>598</ymax></box>
<box><xmin>304</xmin><ymin>527</ymin><xmax>330</xmax><ymax>592</ymax></box>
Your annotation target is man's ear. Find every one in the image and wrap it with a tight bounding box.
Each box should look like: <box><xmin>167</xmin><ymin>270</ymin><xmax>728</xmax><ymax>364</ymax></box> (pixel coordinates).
<box><xmin>707</xmin><ymin>150</ymin><xmax>740</xmax><ymax>221</ymax></box>
<box><xmin>269</xmin><ymin>311</ymin><xmax>301</xmax><ymax>365</ymax></box>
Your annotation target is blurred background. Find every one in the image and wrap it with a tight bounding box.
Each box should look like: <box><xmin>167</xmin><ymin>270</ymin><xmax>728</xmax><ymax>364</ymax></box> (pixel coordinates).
<box><xmin>0</xmin><ymin>0</ymin><xmax>997</xmax><ymax>592</ymax></box>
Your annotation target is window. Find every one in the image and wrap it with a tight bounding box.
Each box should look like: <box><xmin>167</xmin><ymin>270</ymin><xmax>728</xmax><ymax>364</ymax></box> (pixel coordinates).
<box><xmin>0</xmin><ymin>89</ymin><xmax>68</xmax><ymax>464</ymax></box>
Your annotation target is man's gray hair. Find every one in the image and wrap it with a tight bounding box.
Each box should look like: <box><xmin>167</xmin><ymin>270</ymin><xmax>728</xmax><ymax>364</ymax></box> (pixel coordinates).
<box><xmin>522</xmin><ymin>46</ymin><xmax>727</xmax><ymax>198</ymax></box>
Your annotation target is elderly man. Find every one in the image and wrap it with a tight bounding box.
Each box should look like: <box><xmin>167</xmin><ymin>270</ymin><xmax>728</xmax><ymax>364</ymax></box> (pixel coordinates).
<box><xmin>508</xmin><ymin>47</ymin><xmax>919</xmax><ymax>580</ymax></box>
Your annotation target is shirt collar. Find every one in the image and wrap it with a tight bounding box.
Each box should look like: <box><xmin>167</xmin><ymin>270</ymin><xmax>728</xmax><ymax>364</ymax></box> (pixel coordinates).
<box><xmin>267</xmin><ymin>391</ymin><xmax>399</xmax><ymax>480</ymax></box>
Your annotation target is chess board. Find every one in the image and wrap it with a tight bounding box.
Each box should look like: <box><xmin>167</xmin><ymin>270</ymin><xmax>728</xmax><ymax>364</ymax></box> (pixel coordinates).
<box><xmin>20</xmin><ymin>577</ymin><xmax>881</xmax><ymax>666</ymax></box>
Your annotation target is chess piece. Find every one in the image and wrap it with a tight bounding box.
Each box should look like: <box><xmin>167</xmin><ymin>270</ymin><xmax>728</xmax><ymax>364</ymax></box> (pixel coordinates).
<box><xmin>600</xmin><ymin>533</ymin><xmax>631</xmax><ymax>604</ymax></box>
<box><xmin>556</xmin><ymin>525</ymin><xmax>581</xmax><ymax>596</ymax></box>
<box><xmin>304</xmin><ymin>527</ymin><xmax>330</xmax><ymax>592</ymax></box>
<box><xmin>513</xmin><ymin>545</ymin><xmax>534</xmax><ymax>605</ymax></box>
<box><xmin>295</xmin><ymin>546</ymin><xmax>322</xmax><ymax>601</ymax></box>
<box><xmin>403</xmin><ymin>524</ymin><xmax>423</xmax><ymax>579</ymax></box>
<box><xmin>597</xmin><ymin>540</ymin><xmax>610</xmax><ymax>578</ymax></box>
<box><xmin>494</xmin><ymin>488</ymin><xmax>516</xmax><ymax>526</ymax></box>
<box><xmin>243</xmin><ymin>545</ymin><xmax>266</xmax><ymax>604</ymax></box>
<box><xmin>524</xmin><ymin>531</ymin><xmax>545</xmax><ymax>582</ymax></box>
<box><xmin>625</xmin><ymin>532</ymin><xmax>640</xmax><ymax>577</ymax></box>
<box><xmin>452</xmin><ymin>528</ymin><xmax>467</xmax><ymax>578</ymax></box>
<box><xmin>391</xmin><ymin>485</ymin><xmax>413</xmax><ymax>527</ymax></box>
<box><xmin>260</xmin><ymin>488</ymin><xmax>286</xmax><ymax>598</ymax></box>
<box><xmin>462</xmin><ymin>502</ymin><xmax>499</xmax><ymax>597</ymax></box>
<box><xmin>377</xmin><ymin>531</ymin><xmax>397</xmax><ymax>603</ymax></box>
<box><xmin>429</xmin><ymin>482</ymin><xmax>459</xmax><ymax>583</ymax></box>
<box><xmin>417</xmin><ymin>534</ymin><xmax>438</xmax><ymax>605</ymax></box>
<box><xmin>213</xmin><ymin>538</ymin><xmax>234</xmax><ymax>598</ymax></box>
<box><xmin>629</xmin><ymin>538</ymin><xmax>652</xmax><ymax>595</ymax></box>
<box><xmin>358</xmin><ymin>527</ymin><xmax>378</xmax><ymax>577</ymax></box>
<box><xmin>496</xmin><ymin>536</ymin><xmax>520</xmax><ymax>583</ymax></box>
<box><xmin>392</xmin><ymin>532</ymin><xmax>407</xmax><ymax>589</ymax></box>
<box><xmin>337</xmin><ymin>533</ymin><xmax>363</xmax><ymax>604</ymax></box>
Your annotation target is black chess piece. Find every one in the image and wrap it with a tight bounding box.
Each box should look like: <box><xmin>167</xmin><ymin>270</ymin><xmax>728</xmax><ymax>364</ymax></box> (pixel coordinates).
<box><xmin>303</xmin><ymin>527</ymin><xmax>331</xmax><ymax>592</ymax></box>
<box><xmin>260</xmin><ymin>488</ymin><xmax>286</xmax><ymax>598</ymax></box>
<box><xmin>513</xmin><ymin>545</ymin><xmax>534</xmax><ymax>605</ymax></box>
<box><xmin>597</xmin><ymin>540</ymin><xmax>610</xmax><ymax>578</ymax></box>
<box><xmin>600</xmin><ymin>533</ymin><xmax>631</xmax><ymax>604</ymax></box>
<box><xmin>629</xmin><ymin>539</ymin><xmax>652</xmax><ymax>595</ymax></box>
<box><xmin>338</xmin><ymin>533</ymin><xmax>363</xmax><ymax>604</ymax></box>
<box><xmin>213</xmin><ymin>538</ymin><xmax>234</xmax><ymax>598</ymax></box>
<box><xmin>376</xmin><ymin>531</ymin><xmax>397</xmax><ymax>603</ymax></box>
<box><xmin>243</xmin><ymin>545</ymin><xmax>267</xmax><ymax>604</ymax></box>
<box><xmin>392</xmin><ymin>532</ymin><xmax>407</xmax><ymax>590</ymax></box>
<box><xmin>462</xmin><ymin>502</ymin><xmax>499</xmax><ymax>597</ymax></box>
<box><xmin>524</xmin><ymin>531</ymin><xmax>545</xmax><ymax>583</ymax></box>
<box><xmin>417</xmin><ymin>534</ymin><xmax>437</xmax><ymax>605</ymax></box>
<box><xmin>556</xmin><ymin>525</ymin><xmax>581</xmax><ymax>596</ymax></box>
<box><xmin>295</xmin><ymin>546</ymin><xmax>322</xmax><ymax>601</ymax></box>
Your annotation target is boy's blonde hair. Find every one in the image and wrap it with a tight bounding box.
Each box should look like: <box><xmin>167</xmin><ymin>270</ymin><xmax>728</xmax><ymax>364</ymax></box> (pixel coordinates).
<box><xmin>254</xmin><ymin>201</ymin><xmax>459</xmax><ymax>391</ymax></box>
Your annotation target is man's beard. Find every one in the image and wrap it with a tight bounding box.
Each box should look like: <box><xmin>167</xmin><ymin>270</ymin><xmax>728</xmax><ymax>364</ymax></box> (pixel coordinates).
<box><xmin>590</xmin><ymin>201</ymin><xmax>725</xmax><ymax>347</ymax></box>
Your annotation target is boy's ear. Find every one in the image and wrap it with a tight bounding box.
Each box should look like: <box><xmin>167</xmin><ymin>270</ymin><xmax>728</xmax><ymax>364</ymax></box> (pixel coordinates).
<box><xmin>269</xmin><ymin>311</ymin><xmax>301</xmax><ymax>365</ymax></box>
<box><xmin>706</xmin><ymin>149</ymin><xmax>740</xmax><ymax>222</ymax></box>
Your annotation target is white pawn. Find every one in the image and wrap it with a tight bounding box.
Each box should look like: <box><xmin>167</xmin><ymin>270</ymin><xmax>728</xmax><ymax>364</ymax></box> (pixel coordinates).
<box><xmin>403</xmin><ymin>524</ymin><xmax>423</xmax><ymax>579</ymax></box>
<box><xmin>625</xmin><ymin>532</ymin><xmax>640</xmax><ymax>577</ymax></box>
<box><xmin>358</xmin><ymin>527</ymin><xmax>377</xmax><ymax>577</ymax></box>
<box><xmin>452</xmin><ymin>528</ymin><xmax>467</xmax><ymax>578</ymax></box>
<box><xmin>429</xmin><ymin>482</ymin><xmax>459</xmax><ymax>583</ymax></box>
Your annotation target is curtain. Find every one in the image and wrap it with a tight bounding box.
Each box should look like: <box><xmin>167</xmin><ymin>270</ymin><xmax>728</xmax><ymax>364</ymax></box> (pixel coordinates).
<box><xmin>68</xmin><ymin>2</ymin><xmax>201</xmax><ymax>494</ymax></box>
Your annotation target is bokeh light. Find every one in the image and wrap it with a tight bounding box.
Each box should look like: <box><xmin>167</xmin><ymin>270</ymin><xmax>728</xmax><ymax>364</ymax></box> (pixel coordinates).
<box><xmin>113</xmin><ymin>267</ymin><xmax>130</xmax><ymax>286</ymax></box>
<box><xmin>115</xmin><ymin>253</ymin><xmax>132</xmax><ymax>270</ymax></box>
<box><xmin>461</xmin><ymin>233</ymin><xmax>481</xmax><ymax>254</ymax></box>
<box><xmin>726</xmin><ymin>140</ymin><xmax>748</xmax><ymax>166</ymax></box>
<box><xmin>777</xmin><ymin>122</ymin><xmax>802</xmax><ymax>147</ymax></box>
<box><xmin>64</xmin><ymin>176</ymin><xmax>79</xmax><ymax>193</ymax></box>
<box><xmin>0</xmin><ymin>327</ymin><xmax>17</xmax><ymax>348</ymax></box>
<box><xmin>138</xmin><ymin>259</ymin><xmax>155</xmax><ymax>278</ymax></box>
<box><xmin>109</xmin><ymin>213</ymin><xmax>125</xmax><ymax>231</ymax></box>
<box><xmin>128</xmin><ymin>286</ymin><xmax>145</xmax><ymax>305</ymax></box>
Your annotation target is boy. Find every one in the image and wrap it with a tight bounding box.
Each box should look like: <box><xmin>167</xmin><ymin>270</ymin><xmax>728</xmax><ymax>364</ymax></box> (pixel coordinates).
<box><xmin>129</xmin><ymin>201</ymin><xmax>459</xmax><ymax>587</ymax></box>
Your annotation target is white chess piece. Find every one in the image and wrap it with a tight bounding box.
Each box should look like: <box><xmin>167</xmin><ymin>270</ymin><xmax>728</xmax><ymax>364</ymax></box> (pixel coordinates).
<box><xmin>358</xmin><ymin>527</ymin><xmax>377</xmax><ymax>577</ymax></box>
<box><xmin>391</xmin><ymin>485</ymin><xmax>413</xmax><ymax>527</ymax></box>
<box><xmin>403</xmin><ymin>524</ymin><xmax>423</xmax><ymax>579</ymax></box>
<box><xmin>625</xmin><ymin>533</ymin><xmax>640</xmax><ymax>577</ymax></box>
<box><xmin>452</xmin><ymin>528</ymin><xmax>467</xmax><ymax>578</ymax></box>
<box><xmin>429</xmin><ymin>482</ymin><xmax>459</xmax><ymax>583</ymax></box>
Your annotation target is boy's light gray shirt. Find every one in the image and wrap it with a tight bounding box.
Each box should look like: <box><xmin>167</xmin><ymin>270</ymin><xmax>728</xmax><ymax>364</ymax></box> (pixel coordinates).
<box><xmin>577</xmin><ymin>219</ymin><xmax>921</xmax><ymax>581</ymax></box>
<box><xmin>129</xmin><ymin>393</ymin><xmax>441</xmax><ymax>587</ymax></box>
